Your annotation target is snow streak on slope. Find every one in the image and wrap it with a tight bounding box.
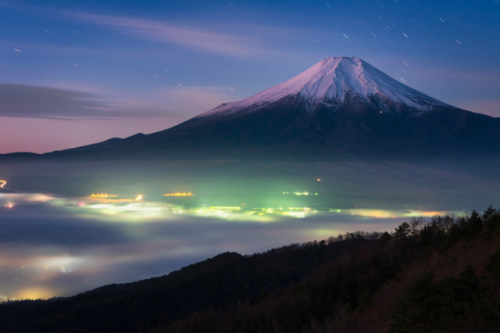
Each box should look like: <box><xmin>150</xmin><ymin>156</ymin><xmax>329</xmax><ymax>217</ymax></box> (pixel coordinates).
<box><xmin>198</xmin><ymin>56</ymin><xmax>452</xmax><ymax>118</ymax></box>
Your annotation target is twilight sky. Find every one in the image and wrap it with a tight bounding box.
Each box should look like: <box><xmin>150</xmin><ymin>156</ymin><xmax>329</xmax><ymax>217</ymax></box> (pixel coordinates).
<box><xmin>1</xmin><ymin>0</ymin><xmax>499</xmax><ymax>153</ymax></box>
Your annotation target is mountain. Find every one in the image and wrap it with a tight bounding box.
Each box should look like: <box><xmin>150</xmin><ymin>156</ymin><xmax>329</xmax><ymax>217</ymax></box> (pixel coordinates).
<box><xmin>51</xmin><ymin>56</ymin><xmax>500</xmax><ymax>158</ymax></box>
<box><xmin>199</xmin><ymin>56</ymin><xmax>451</xmax><ymax>117</ymax></box>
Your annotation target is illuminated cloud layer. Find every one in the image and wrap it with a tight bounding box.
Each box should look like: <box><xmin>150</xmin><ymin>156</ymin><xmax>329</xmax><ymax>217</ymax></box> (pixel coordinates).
<box><xmin>0</xmin><ymin>192</ymin><xmax>462</xmax><ymax>301</ymax></box>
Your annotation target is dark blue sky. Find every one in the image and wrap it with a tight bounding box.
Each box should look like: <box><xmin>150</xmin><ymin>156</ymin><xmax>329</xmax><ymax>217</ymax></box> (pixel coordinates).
<box><xmin>1</xmin><ymin>0</ymin><xmax>499</xmax><ymax>152</ymax></box>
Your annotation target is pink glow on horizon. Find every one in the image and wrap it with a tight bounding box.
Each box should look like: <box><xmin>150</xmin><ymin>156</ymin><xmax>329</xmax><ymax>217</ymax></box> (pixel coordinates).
<box><xmin>0</xmin><ymin>117</ymin><xmax>185</xmax><ymax>154</ymax></box>
<box><xmin>0</xmin><ymin>83</ymin><xmax>241</xmax><ymax>153</ymax></box>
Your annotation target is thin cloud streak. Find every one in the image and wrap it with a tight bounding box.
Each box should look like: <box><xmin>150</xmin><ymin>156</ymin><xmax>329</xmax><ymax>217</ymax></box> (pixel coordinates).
<box><xmin>0</xmin><ymin>83</ymin><xmax>241</xmax><ymax>120</ymax></box>
<box><xmin>72</xmin><ymin>12</ymin><xmax>276</xmax><ymax>57</ymax></box>
<box><xmin>0</xmin><ymin>84</ymin><xmax>167</xmax><ymax>119</ymax></box>
<box><xmin>0</xmin><ymin>84</ymin><xmax>111</xmax><ymax>119</ymax></box>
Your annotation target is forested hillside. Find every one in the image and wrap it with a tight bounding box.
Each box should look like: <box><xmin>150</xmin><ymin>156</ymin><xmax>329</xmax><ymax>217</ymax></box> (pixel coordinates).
<box><xmin>1</xmin><ymin>206</ymin><xmax>500</xmax><ymax>333</ymax></box>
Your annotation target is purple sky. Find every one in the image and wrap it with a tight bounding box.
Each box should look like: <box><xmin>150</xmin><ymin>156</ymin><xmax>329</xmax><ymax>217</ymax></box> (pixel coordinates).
<box><xmin>1</xmin><ymin>0</ymin><xmax>499</xmax><ymax>153</ymax></box>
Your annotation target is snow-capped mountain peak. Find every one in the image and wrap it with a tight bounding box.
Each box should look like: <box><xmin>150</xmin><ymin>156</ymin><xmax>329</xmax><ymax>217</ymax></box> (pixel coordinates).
<box><xmin>198</xmin><ymin>56</ymin><xmax>451</xmax><ymax>118</ymax></box>
<box><xmin>59</xmin><ymin>57</ymin><xmax>500</xmax><ymax>158</ymax></box>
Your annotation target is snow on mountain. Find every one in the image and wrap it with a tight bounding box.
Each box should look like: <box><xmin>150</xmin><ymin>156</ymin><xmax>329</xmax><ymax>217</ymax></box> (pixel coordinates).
<box><xmin>198</xmin><ymin>56</ymin><xmax>452</xmax><ymax>119</ymax></box>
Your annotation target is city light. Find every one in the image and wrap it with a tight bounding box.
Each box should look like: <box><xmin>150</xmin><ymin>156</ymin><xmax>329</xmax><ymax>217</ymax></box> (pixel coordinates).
<box><xmin>164</xmin><ymin>192</ymin><xmax>193</xmax><ymax>196</ymax></box>
<box><xmin>91</xmin><ymin>194</ymin><xmax>119</xmax><ymax>198</ymax></box>
<box><xmin>282</xmin><ymin>191</ymin><xmax>318</xmax><ymax>196</ymax></box>
<box><xmin>0</xmin><ymin>180</ymin><xmax>6</xmax><ymax>188</ymax></box>
<box><xmin>208</xmin><ymin>206</ymin><xmax>240</xmax><ymax>211</ymax></box>
<box><xmin>0</xmin><ymin>192</ymin><xmax>460</xmax><ymax>223</ymax></box>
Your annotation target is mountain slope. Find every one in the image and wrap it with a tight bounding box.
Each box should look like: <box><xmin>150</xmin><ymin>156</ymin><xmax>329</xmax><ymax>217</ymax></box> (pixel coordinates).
<box><xmin>51</xmin><ymin>56</ymin><xmax>500</xmax><ymax>159</ymax></box>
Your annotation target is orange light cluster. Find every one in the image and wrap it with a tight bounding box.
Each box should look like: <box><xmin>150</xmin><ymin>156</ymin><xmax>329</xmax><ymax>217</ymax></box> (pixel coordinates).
<box><xmin>164</xmin><ymin>192</ymin><xmax>193</xmax><ymax>197</ymax></box>
<box><xmin>91</xmin><ymin>194</ymin><xmax>119</xmax><ymax>198</ymax></box>
<box><xmin>0</xmin><ymin>180</ymin><xmax>6</xmax><ymax>188</ymax></box>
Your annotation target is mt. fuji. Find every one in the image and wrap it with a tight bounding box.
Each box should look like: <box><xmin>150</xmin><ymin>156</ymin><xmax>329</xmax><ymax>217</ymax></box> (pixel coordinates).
<box><xmin>200</xmin><ymin>56</ymin><xmax>450</xmax><ymax>119</ymax></box>
<box><xmin>52</xmin><ymin>57</ymin><xmax>500</xmax><ymax>159</ymax></box>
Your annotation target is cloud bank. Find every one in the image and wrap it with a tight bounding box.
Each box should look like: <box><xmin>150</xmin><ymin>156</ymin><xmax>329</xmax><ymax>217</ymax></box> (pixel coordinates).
<box><xmin>0</xmin><ymin>84</ymin><xmax>240</xmax><ymax>120</ymax></box>
<box><xmin>0</xmin><ymin>84</ymin><xmax>114</xmax><ymax>119</ymax></box>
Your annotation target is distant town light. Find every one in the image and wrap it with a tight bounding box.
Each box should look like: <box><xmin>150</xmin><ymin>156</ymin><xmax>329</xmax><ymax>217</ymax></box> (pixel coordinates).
<box><xmin>164</xmin><ymin>192</ymin><xmax>193</xmax><ymax>197</ymax></box>
<box><xmin>90</xmin><ymin>194</ymin><xmax>119</xmax><ymax>198</ymax></box>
